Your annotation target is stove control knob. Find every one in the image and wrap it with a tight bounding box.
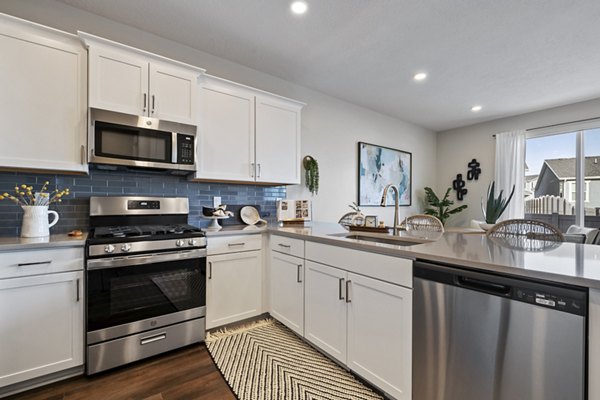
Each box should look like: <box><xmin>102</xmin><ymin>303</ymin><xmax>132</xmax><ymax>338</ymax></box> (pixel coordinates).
<box><xmin>121</xmin><ymin>243</ymin><xmax>132</xmax><ymax>252</ymax></box>
<box><xmin>176</xmin><ymin>239</ymin><xmax>185</xmax><ymax>247</ymax></box>
<box><xmin>188</xmin><ymin>239</ymin><xmax>197</xmax><ymax>246</ymax></box>
<box><xmin>104</xmin><ymin>244</ymin><xmax>115</xmax><ymax>254</ymax></box>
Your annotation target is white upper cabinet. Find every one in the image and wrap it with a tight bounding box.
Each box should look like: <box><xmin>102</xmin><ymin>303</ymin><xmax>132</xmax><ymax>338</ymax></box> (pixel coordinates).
<box><xmin>0</xmin><ymin>14</ymin><xmax>87</xmax><ymax>173</ymax></box>
<box><xmin>88</xmin><ymin>46</ymin><xmax>148</xmax><ymax>116</ymax></box>
<box><xmin>149</xmin><ymin>62</ymin><xmax>198</xmax><ymax>124</ymax></box>
<box><xmin>255</xmin><ymin>96</ymin><xmax>302</xmax><ymax>184</ymax></box>
<box><xmin>196</xmin><ymin>77</ymin><xmax>256</xmax><ymax>182</ymax></box>
<box><xmin>81</xmin><ymin>32</ymin><xmax>203</xmax><ymax>125</ymax></box>
<box><xmin>194</xmin><ymin>75</ymin><xmax>304</xmax><ymax>185</ymax></box>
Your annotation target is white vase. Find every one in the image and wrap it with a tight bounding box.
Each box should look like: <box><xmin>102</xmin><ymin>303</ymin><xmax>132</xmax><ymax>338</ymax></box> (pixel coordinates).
<box><xmin>21</xmin><ymin>206</ymin><xmax>59</xmax><ymax>238</ymax></box>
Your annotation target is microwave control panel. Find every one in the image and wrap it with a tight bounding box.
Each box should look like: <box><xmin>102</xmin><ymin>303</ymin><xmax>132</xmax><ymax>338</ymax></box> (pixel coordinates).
<box><xmin>177</xmin><ymin>134</ymin><xmax>195</xmax><ymax>165</ymax></box>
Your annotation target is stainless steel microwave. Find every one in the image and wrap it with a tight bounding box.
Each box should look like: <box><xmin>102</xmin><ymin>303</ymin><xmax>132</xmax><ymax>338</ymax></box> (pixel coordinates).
<box><xmin>89</xmin><ymin>109</ymin><xmax>197</xmax><ymax>172</ymax></box>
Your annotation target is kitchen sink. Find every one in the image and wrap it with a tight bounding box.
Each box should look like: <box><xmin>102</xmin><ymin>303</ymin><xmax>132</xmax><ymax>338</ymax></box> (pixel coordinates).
<box><xmin>328</xmin><ymin>232</ymin><xmax>424</xmax><ymax>246</ymax></box>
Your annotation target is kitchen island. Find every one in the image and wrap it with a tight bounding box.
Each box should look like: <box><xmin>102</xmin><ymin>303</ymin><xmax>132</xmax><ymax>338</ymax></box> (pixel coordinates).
<box><xmin>268</xmin><ymin>222</ymin><xmax>600</xmax><ymax>400</ymax></box>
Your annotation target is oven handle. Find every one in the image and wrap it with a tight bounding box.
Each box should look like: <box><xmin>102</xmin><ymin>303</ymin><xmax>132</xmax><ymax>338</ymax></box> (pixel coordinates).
<box><xmin>87</xmin><ymin>249</ymin><xmax>207</xmax><ymax>270</ymax></box>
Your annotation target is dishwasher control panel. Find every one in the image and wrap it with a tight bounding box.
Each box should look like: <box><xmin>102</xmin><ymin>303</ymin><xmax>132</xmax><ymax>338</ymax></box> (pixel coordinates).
<box><xmin>515</xmin><ymin>288</ymin><xmax>585</xmax><ymax>315</ymax></box>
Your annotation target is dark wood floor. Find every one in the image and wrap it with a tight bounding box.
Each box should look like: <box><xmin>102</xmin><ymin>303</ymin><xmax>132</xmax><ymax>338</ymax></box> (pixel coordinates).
<box><xmin>6</xmin><ymin>344</ymin><xmax>236</xmax><ymax>400</ymax></box>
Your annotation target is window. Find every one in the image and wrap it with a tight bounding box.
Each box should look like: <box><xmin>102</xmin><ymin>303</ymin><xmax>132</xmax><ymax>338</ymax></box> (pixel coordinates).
<box><xmin>567</xmin><ymin>181</ymin><xmax>589</xmax><ymax>203</ymax></box>
<box><xmin>524</xmin><ymin>126</ymin><xmax>600</xmax><ymax>231</ymax></box>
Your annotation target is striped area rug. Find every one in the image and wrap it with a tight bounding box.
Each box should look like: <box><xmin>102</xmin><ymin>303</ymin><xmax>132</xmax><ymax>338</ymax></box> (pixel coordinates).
<box><xmin>205</xmin><ymin>319</ymin><xmax>384</xmax><ymax>400</ymax></box>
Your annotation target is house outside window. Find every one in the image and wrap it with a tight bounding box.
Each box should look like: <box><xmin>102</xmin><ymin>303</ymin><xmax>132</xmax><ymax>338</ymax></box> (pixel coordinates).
<box><xmin>524</xmin><ymin>126</ymin><xmax>600</xmax><ymax>231</ymax></box>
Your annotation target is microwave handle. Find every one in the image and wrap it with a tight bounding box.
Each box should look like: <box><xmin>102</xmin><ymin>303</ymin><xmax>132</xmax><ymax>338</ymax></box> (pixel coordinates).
<box><xmin>172</xmin><ymin>132</ymin><xmax>178</xmax><ymax>164</ymax></box>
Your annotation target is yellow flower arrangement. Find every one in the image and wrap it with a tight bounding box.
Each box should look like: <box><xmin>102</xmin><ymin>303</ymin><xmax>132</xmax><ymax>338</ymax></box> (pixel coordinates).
<box><xmin>0</xmin><ymin>181</ymin><xmax>70</xmax><ymax>206</ymax></box>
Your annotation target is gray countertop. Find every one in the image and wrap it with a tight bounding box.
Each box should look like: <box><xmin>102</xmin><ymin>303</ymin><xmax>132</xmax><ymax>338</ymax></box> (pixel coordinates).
<box><xmin>269</xmin><ymin>222</ymin><xmax>600</xmax><ymax>290</ymax></box>
<box><xmin>205</xmin><ymin>224</ymin><xmax>268</xmax><ymax>237</ymax></box>
<box><xmin>0</xmin><ymin>233</ymin><xmax>87</xmax><ymax>251</ymax></box>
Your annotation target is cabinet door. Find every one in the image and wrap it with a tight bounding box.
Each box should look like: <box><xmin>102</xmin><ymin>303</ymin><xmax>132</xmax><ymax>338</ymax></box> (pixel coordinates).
<box><xmin>347</xmin><ymin>273</ymin><xmax>412</xmax><ymax>400</ymax></box>
<box><xmin>255</xmin><ymin>96</ymin><xmax>302</xmax><ymax>184</ymax></box>
<box><xmin>304</xmin><ymin>261</ymin><xmax>347</xmax><ymax>363</ymax></box>
<box><xmin>195</xmin><ymin>83</ymin><xmax>255</xmax><ymax>181</ymax></box>
<box><xmin>0</xmin><ymin>17</ymin><xmax>87</xmax><ymax>173</ymax></box>
<box><xmin>206</xmin><ymin>250</ymin><xmax>262</xmax><ymax>329</ymax></box>
<box><xmin>149</xmin><ymin>62</ymin><xmax>198</xmax><ymax>125</ymax></box>
<box><xmin>270</xmin><ymin>251</ymin><xmax>304</xmax><ymax>336</ymax></box>
<box><xmin>88</xmin><ymin>45</ymin><xmax>149</xmax><ymax>116</ymax></box>
<box><xmin>0</xmin><ymin>271</ymin><xmax>83</xmax><ymax>388</ymax></box>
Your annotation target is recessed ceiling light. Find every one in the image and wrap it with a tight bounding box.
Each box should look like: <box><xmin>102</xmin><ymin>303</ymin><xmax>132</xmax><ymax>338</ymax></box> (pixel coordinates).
<box><xmin>291</xmin><ymin>1</ymin><xmax>308</xmax><ymax>14</ymax></box>
<box><xmin>413</xmin><ymin>72</ymin><xmax>427</xmax><ymax>81</ymax></box>
<box><xmin>471</xmin><ymin>105</ymin><xmax>483</xmax><ymax>112</ymax></box>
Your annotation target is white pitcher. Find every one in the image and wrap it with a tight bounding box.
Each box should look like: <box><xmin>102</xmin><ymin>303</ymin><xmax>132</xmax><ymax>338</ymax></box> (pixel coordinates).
<box><xmin>21</xmin><ymin>206</ymin><xmax>59</xmax><ymax>238</ymax></box>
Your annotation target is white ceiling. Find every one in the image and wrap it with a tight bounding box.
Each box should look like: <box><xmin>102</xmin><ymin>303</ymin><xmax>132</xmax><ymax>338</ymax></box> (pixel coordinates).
<box><xmin>58</xmin><ymin>0</ymin><xmax>600</xmax><ymax>131</ymax></box>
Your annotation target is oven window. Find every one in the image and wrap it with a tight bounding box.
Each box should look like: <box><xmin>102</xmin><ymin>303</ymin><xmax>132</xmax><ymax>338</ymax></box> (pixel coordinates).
<box><xmin>87</xmin><ymin>258</ymin><xmax>205</xmax><ymax>332</ymax></box>
<box><xmin>95</xmin><ymin>122</ymin><xmax>172</xmax><ymax>163</ymax></box>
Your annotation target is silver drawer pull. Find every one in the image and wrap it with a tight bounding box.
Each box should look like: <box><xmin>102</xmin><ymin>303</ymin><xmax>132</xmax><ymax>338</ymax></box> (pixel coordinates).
<box><xmin>228</xmin><ymin>242</ymin><xmax>246</xmax><ymax>247</ymax></box>
<box><xmin>278</xmin><ymin>243</ymin><xmax>291</xmax><ymax>248</ymax></box>
<box><xmin>140</xmin><ymin>333</ymin><xmax>166</xmax><ymax>345</ymax></box>
<box><xmin>297</xmin><ymin>264</ymin><xmax>303</xmax><ymax>283</ymax></box>
<box><xmin>18</xmin><ymin>260</ymin><xmax>52</xmax><ymax>267</ymax></box>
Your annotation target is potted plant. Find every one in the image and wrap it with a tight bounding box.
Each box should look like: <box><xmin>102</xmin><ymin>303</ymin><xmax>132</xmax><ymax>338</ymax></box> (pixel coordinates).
<box><xmin>303</xmin><ymin>156</ymin><xmax>319</xmax><ymax>195</ymax></box>
<box><xmin>423</xmin><ymin>187</ymin><xmax>468</xmax><ymax>226</ymax></box>
<box><xmin>481</xmin><ymin>181</ymin><xmax>515</xmax><ymax>227</ymax></box>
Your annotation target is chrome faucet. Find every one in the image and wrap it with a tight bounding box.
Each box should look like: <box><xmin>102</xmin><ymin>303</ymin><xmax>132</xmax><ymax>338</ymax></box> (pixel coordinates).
<box><xmin>381</xmin><ymin>184</ymin><xmax>400</xmax><ymax>234</ymax></box>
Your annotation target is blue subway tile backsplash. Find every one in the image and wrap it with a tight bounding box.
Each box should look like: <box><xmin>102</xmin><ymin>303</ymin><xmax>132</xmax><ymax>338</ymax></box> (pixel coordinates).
<box><xmin>0</xmin><ymin>169</ymin><xmax>286</xmax><ymax>236</ymax></box>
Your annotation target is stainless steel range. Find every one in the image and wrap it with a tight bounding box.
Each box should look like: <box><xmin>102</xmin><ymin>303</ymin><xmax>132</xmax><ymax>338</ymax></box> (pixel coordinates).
<box><xmin>85</xmin><ymin>196</ymin><xmax>206</xmax><ymax>375</ymax></box>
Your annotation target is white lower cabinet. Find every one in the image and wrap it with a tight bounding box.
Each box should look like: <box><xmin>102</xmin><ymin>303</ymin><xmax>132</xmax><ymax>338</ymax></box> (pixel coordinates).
<box><xmin>304</xmin><ymin>241</ymin><xmax>412</xmax><ymax>400</ymax></box>
<box><xmin>270</xmin><ymin>251</ymin><xmax>304</xmax><ymax>336</ymax></box>
<box><xmin>346</xmin><ymin>273</ymin><xmax>412</xmax><ymax>400</ymax></box>
<box><xmin>0</xmin><ymin>270</ymin><xmax>84</xmax><ymax>388</ymax></box>
<box><xmin>304</xmin><ymin>261</ymin><xmax>347</xmax><ymax>363</ymax></box>
<box><xmin>206</xmin><ymin>250</ymin><xmax>262</xmax><ymax>329</ymax></box>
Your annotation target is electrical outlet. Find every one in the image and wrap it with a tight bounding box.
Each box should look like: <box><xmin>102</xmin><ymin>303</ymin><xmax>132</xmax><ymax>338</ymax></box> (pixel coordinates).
<box><xmin>213</xmin><ymin>196</ymin><xmax>221</xmax><ymax>208</ymax></box>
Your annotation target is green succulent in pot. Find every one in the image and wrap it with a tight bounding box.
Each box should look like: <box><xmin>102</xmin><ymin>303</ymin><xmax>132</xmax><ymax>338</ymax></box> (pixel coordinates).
<box><xmin>303</xmin><ymin>156</ymin><xmax>319</xmax><ymax>195</ymax></box>
<box><xmin>482</xmin><ymin>181</ymin><xmax>515</xmax><ymax>224</ymax></box>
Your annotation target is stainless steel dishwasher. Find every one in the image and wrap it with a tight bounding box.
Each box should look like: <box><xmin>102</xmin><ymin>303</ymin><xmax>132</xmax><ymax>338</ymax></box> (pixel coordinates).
<box><xmin>413</xmin><ymin>260</ymin><xmax>587</xmax><ymax>400</ymax></box>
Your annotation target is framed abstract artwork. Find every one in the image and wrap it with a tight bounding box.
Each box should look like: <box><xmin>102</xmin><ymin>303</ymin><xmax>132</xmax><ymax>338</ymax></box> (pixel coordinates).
<box><xmin>358</xmin><ymin>142</ymin><xmax>412</xmax><ymax>206</ymax></box>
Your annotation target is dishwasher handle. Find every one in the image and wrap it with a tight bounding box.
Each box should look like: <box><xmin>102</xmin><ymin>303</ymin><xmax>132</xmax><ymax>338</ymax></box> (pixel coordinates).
<box><xmin>456</xmin><ymin>275</ymin><xmax>511</xmax><ymax>296</ymax></box>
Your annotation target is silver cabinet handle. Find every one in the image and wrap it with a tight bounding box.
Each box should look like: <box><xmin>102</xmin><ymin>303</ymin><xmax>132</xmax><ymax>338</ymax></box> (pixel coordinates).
<box><xmin>151</xmin><ymin>94</ymin><xmax>156</xmax><ymax>114</ymax></box>
<box><xmin>143</xmin><ymin>93</ymin><xmax>147</xmax><ymax>113</ymax></box>
<box><xmin>250</xmin><ymin>162</ymin><xmax>255</xmax><ymax>178</ymax></box>
<box><xmin>76</xmin><ymin>278</ymin><xmax>80</xmax><ymax>302</ymax></box>
<box><xmin>228</xmin><ymin>242</ymin><xmax>245</xmax><ymax>247</ymax></box>
<box><xmin>278</xmin><ymin>243</ymin><xmax>291</xmax><ymax>248</ymax></box>
<box><xmin>257</xmin><ymin>163</ymin><xmax>262</xmax><ymax>178</ymax></box>
<box><xmin>297</xmin><ymin>264</ymin><xmax>303</xmax><ymax>283</ymax></box>
<box><xmin>346</xmin><ymin>280</ymin><xmax>352</xmax><ymax>303</ymax></box>
<box><xmin>339</xmin><ymin>278</ymin><xmax>345</xmax><ymax>300</ymax></box>
<box><xmin>80</xmin><ymin>144</ymin><xmax>86</xmax><ymax>164</ymax></box>
<box><xmin>18</xmin><ymin>260</ymin><xmax>52</xmax><ymax>267</ymax></box>
<box><xmin>140</xmin><ymin>333</ymin><xmax>166</xmax><ymax>345</ymax></box>
<box><xmin>208</xmin><ymin>261</ymin><xmax>212</xmax><ymax>280</ymax></box>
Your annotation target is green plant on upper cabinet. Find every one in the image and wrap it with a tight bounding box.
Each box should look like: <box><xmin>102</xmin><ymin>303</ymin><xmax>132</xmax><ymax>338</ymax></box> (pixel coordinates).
<box><xmin>423</xmin><ymin>187</ymin><xmax>468</xmax><ymax>226</ymax></box>
<box><xmin>303</xmin><ymin>156</ymin><xmax>319</xmax><ymax>195</ymax></box>
<box><xmin>482</xmin><ymin>181</ymin><xmax>515</xmax><ymax>224</ymax></box>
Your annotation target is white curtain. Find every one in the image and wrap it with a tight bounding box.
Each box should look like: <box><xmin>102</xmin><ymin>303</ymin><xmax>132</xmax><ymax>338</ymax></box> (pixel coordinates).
<box><xmin>494</xmin><ymin>130</ymin><xmax>526</xmax><ymax>220</ymax></box>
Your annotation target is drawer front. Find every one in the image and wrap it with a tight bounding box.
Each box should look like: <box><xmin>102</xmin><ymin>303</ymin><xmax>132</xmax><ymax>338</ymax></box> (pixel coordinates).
<box><xmin>305</xmin><ymin>241</ymin><xmax>412</xmax><ymax>288</ymax></box>
<box><xmin>207</xmin><ymin>234</ymin><xmax>262</xmax><ymax>255</ymax></box>
<box><xmin>0</xmin><ymin>247</ymin><xmax>84</xmax><ymax>279</ymax></box>
<box><xmin>87</xmin><ymin>318</ymin><xmax>205</xmax><ymax>374</ymax></box>
<box><xmin>270</xmin><ymin>234</ymin><xmax>304</xmax><ymax>258</ymax></box>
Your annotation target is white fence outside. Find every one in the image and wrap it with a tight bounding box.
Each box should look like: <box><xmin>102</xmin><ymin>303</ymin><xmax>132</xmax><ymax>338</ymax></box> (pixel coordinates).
<box><xmin>524</xmin><ymin>195</ymin><xmax>575</xmax><ymax>215</ymax></box>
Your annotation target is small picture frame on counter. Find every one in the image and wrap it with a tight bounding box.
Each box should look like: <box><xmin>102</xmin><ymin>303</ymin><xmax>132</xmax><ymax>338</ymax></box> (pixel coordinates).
<box><xmin>364</xmin><ymin>215</ymin><xmax>378</xmax><ymax>228</ymax></box>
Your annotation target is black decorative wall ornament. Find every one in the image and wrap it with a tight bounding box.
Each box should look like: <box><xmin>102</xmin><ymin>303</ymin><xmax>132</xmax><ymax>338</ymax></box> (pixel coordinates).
<box><xmin>452</xmin><ymin>174</ymin><xmax>468</xmax><ymax>201</ymax></box>
<box><xmin>467</xmin><ymin>159</ymin><xmax>481</xmax><ymax>181</ymax></box>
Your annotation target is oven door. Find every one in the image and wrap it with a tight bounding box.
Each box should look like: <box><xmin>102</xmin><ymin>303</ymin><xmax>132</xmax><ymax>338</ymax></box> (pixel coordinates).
<box><xmin>86</xmin><ymin>250</ymin><xmax>206</xmax><ymax>344</ymax></box>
